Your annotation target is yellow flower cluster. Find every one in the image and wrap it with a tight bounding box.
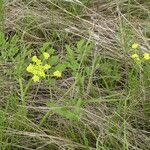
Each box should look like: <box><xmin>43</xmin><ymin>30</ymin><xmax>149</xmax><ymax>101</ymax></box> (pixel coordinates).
<box><xmin>131</xmin><ymin>54</ymin><xmax>140</xmax><ymax>61</ymax></box>
<box><xmin>27</xmin><ymin>56</ymin><xmax>51</xmax><ymax>82</ymax></box>
<box><xmin>27</xmin><ymin>52</ymin><xmax>62</xmax><ymax>82</ymax></box>
<box><xmin>131</xmin><ymin>43</ymin><xmax>150</xmax><ymax>61</ymax></box>
<box><xmin>32</xmin><ymin>56</ymin><xmax>42</xmax><ymax>65</ymax></box>
<box><xmin>131</xmin><ymin>53</ymin><xmax>150</xmax><ymax>61</ymax></box>
<box><xmin>131</xmin><ymin>43</ymin><xmax>138</xmax><ymax>49</ymax></box>
<box><xmin>43</xmin><ymin>52</ymin><xmax>50</xmax><ymax>60</ymax></box>
<box><xmin>53</xmin><ymin>70</ymin><xmax>62</xmax><ymax>77</ymax></box>
<box><xmin>143</xmin><ymin>53</ymin><xmax>150</xmax><ymax>60</ymax></box>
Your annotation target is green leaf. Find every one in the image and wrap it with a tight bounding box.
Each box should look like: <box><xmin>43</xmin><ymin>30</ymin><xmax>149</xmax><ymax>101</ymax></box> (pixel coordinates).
<box><xmin>10</xmin><ymin>34</ymin><xmax>18</xmax><ymax>46</ymax></box>
<box><xmin>54</xmin><ymin>107</ymin><xmax>79</xmax><ymax>121</ymax></box>
<box><xmin>47</xmin><ymin>48</ymin><xmax>55</xmax><ymax>55</ymax></box>
<box><xmin>77</xmin><ymin>39</ymin><xmax>86</xmax><ymax>54</ymax></box>
<box><xmin>47</xmin><ymin>102</ymin><xmax>80</xmax><ymax>121</ymax></box>
<box><xmin>48</xmin><ymin>56</ymin><xmax>59</xmax><ymax>65</ymax></box>
<box><xmin>75</xmin><ymin>99</ymin><xmax>82</xmax><ymax>114</ymax></box>
<box><xmin>39</xmin><ymin>42</ymin><xmax>51</xmax><ymax>53</ymax></box>
<box><xmin>85</xmin><ymin>67</ymin><xmax>91</xmax><ymax>76</ymax></box>
<box><xmin>67</xmin><ymin>60</ymin><xmax>79</xmax><ymax>71</ymax></box>
<box><xmin>65</xmin><ymin>44</ymin><xmax>75</xmax><ymax>60</ymax></box>
<box><xmin>55</xmin><ymin>63</ymin><xmax>67</xmax><ymax>72</ymax></box>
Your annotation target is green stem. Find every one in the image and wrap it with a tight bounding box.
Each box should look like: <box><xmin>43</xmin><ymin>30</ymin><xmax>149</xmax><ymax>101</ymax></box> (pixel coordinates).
<box><xmin>38</xmin><ymin>110</ymin><xmax>51</xmax><ymax>127</ymax></box>
<box><xmin>18</xmin><ymin>78</ymin><xmax>32</xmax><ymax>117</ymax></box>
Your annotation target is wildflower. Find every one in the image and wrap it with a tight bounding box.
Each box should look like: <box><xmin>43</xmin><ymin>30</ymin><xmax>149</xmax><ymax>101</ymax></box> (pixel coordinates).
<box><xmin>32</xmin><ymin>75</ymin><xmax>40</xmax><ymax>82</ymax></box>
<box><xmin>53</xmin><ymin>70</ymin><xmax>61</xmax><ymax>77</ymax></box>
<box><xmin>32</xmin><ymin>65</ymin><xmax>45</xmax><ymax>77</ymax></box>
<box><xmin>43</xmin><ymin>64</ymin><xmax>51</xmax><ymax>70</ymax></box>
<box><xmin>143</xmin><ymin>53</ymin><xmax>150</xmax><ymax>60</ymax></box>
<box><xmin>131</xmin><ymin>54</ymin><xmax>140</xmax><ymax>61</ymax></box>
<box><xmin>36</xmin><ymin>60</ymin><xmax>42</xmax><ymax>65</ymax></box>
<box><xmin>27</xmin><ymin>62</ymin><xmax>51</xmax><ymax>82</ymax></box>
<box><xmin>38</xmin><ymin>71</ymin><xmax>46</xmax><ymax>78</ymax></box>
<box><xmin>27</xmin><ymin>52</ymin><xmax>59</xmax><ymax>82</ymax></box>
<box><xmin>32</xmin><ymin>55</ymin><xmax>42</xmax><ymax>65</ymax></box>
<box><xmin>32</xmin><ymin>55</ymin><xmax>38</xmax><ymax>62</ymax></box>
<box><xmin>43</xmin><ymin>52</ymin><xmax>50</xmax><ymax>60</ymax></box>
<box><xmin>26</xmin><ymin>63</ymin><xmax>34</xmax><ymax>73</ymax></box>
<box><xmin>131</xmin><ymin>43</ymin><xmax>138</xmax><ymax>49</ymax></box>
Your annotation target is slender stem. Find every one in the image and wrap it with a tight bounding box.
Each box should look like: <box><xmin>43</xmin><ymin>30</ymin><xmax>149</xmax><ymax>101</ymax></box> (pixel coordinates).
<box><xmin>18</xmin><ymin>78</ymin><xmax>32</xmax><ymax>117</ymax></box>
<box><xmin>39</xmin><ymin>110</ymin><xmax>51</xmax><ymax>127</ymax></box>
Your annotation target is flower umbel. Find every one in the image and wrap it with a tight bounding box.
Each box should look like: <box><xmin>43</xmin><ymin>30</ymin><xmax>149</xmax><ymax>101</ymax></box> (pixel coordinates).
<box><xmin>32</xmin><ymin>55</ymin><xmax>38</xmax><ymax>62</ymax></box>
<box><xmin>43</xmin><ymin>64</ymin><xmax>51</xmax><ymax>70</ymax></box>
<box><xmin>143</xmin><ymin>53</ymin><xmax>150</xmax><ymax>60</ymax></box>
<box><xmin>32</xmin><ymin>75</ymin><xmax>40</xmax><ymax>82</ymax></box>
<box><xmin>43</xmin><ymin>52</ymin><xmax>50</xmax><ymax>60</ymax></box>
<box><xmin>131</xmin><ymin>54</ymin><xmax>140</xmax><ymax>61</ymax></box>
<box><xmin>26</xmin><ymin>63</ymin><xmax>34</xmax><ymax>73</ymax></box>
<box><xmin>32</xmin><ymin>56</ymin><xmax>42</xmax><ymax>65</ymax></box>
<box><xmin>53</xmin><ymin>70</ymin><xmax>62</xmax><ymax>77</ymax></box>
<box><xmin>131</xmin><ymin>43</ymin><xmax>138</xmax><ymax>49</ymax></box>
<box><xmin>27</xmin><ymin>54</ymin><xmax>51</xmax><ymax>82</ymax></box>
<box><xmin>27</xmin><ymin>52</ymin><xmax>63</xmax><ymax>82</ymax></box>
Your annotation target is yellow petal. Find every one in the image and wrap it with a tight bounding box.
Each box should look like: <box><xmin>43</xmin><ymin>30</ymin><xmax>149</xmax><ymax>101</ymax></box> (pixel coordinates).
<box><xmin>32</xmin><ymin>75</ymin><xmax>40</xmax><ymax>82</ymax></box>
<box><xmin>131</xmin><ymin>43</ymin><xmax>138</xmax><ymax>49</ymax></box>
<box><xmin>43</xmin><ymin>52</ymin><xmax>50</xmax><ymax>60</ymax></box>
<box><xmin>36</xmin><ymin>59</ymin><xmax>42</xmax><ymax>65</ymax></box>
<box><xmin>32</xmin><ymin>55</ymin><xmax>42</xmax><ymax>65</ymax></box>
<box><xmin>53</xmin><ymin>70</ymin><xmax>61</xmax><ymax>77</ymax></box>
<box><xmin>131</xmin><ymin>54</ymin><xmax>139</xmax><ymax>59</ymax></box>
<box><xmin>32</xmin><ymin>56</ymin><xmax>38</xmax><ymax>62</ymax></box>
<box><xmin>26</xmin><ymin>63</ymin><xmax>34</xmax><ymax>73</ymax></box>
<box><xmin>143</xmin><ymin>53</ymin><xmax>150</xmax><ymax>60</ymax></box>
<box><xmin>43</xmin><ymin>64</ymin><xmax>51</xmax><ymax>70</ymax></box>
<box><xmin>38</xmin><ymin>71</ymin><xmax>46</xmax><ymax>78</ymax></box>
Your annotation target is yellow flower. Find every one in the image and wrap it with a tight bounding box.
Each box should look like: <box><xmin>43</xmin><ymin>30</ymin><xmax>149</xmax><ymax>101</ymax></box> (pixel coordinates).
<box><xmin>27</xmin><ymin>54</ymin><xmax>52</xmax><ymax>82</ymax></box>
<box><xmin>53</xmin><ymin>70</ymin><xmax>61</xmax><ymax>77</ymax></box>
<box><xmin>36</xmin><ymin>60</ymin><xmax>42</xmax><ymax>65</ymax></box>
<box><xmin>32</xmin><ymin>55</ymin><xmax>42</xmax><ymax>65</ymax></box>
<box><xmin>26</xmin><ymin>63</ymin><xmax>34</xmax><ymax>73</ymax></box>
<box><xmin>131</xmin><ymin>54</ymin><xmax>140</xmax><ymax>61</ymax></box>
<box><xmin>32</xmin><ymin>55</ymin><xmax>38</xmax><ymax>62</ymax></box>
<box><xmin>38</xmin><ymin>70</ymin><xmax>46</xmax><ymax>78</ymax></box>
<box><xmin>131</xmin><ymin>43</ymin><xmax>138</xmax><ymax>49</ymax></box>
<box><xmin>32</xmin><ymin>75</ymin><xmax>40</xmax><ymax>82</ymax></box>
<box><xmin>43</xmin><ymin>52</ymin><xmax>50</xmax><ymax>60</ymax></box>
<box><xmin>143</xmin><ymin>53</ymin><xmax>150</xmax><ymax>60</ymax></box>
<box><xmin>43</xmin><ymin>64</ymin><xmax>51</xmax><ymax>70</ymax></box>
<box><xmin>32</xmin><ymin>65</ymin><xmax>45</xmax><ymax>76</ymax></box>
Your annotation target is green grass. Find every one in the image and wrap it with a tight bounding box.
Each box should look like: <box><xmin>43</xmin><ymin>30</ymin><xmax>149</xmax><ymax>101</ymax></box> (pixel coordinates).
<box><xmin>0</xmin><ymin>0</ymin><xmax>150</xmax><ymax>149</ymax></box>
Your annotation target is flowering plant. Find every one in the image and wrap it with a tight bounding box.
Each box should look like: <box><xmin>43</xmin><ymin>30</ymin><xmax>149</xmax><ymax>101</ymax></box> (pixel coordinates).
<box><xmin>27</xmin><ymin>52</ymin><xmax>62</xmax><ymax>82</ymax></box>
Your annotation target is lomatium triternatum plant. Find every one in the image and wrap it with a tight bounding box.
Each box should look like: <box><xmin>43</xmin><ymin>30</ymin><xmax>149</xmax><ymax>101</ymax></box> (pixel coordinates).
<box><xmin>19</xmin><ymin>48</ymin><xmax>63</xmax><ymax>118</ymax></box>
